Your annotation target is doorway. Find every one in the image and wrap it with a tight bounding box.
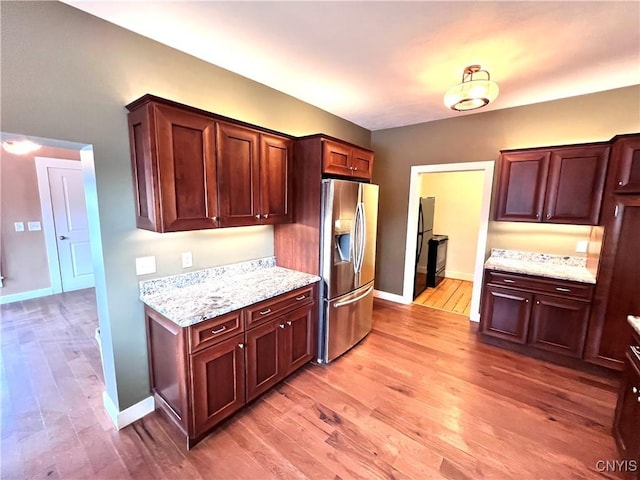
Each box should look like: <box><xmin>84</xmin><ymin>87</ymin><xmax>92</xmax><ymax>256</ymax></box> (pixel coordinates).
<box><xmin>402</xmin><ymin>161</ymin><xmax>494</xmax><ymax>321</ymax></box>
<box><xmin>36</xmin><ymin>157</ymin><xmax>95</xmax><ymax>292</ymax></box>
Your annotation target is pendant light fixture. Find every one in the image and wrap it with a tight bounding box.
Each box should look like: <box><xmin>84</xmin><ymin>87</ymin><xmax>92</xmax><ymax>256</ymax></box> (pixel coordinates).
<box><xmin>444</xmin><ymin>65</ymin><xmax>499</xmax><ymax>111</ymax></box>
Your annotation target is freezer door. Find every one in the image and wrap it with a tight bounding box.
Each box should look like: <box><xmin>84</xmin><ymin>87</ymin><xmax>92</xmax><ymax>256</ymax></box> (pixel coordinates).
<box><xmin>321</xmin><ymin>281</ymin><xmax>374</xmax><ymax>363</ymax></box>
<box><xmin>357</xmin><ymin>183</ymin><xmax>379</xmax><ymax>288</ymax></box>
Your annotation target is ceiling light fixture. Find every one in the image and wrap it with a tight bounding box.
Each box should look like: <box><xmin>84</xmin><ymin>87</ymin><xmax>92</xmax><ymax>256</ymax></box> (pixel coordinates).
<box><xmin>2</xmin><ymin>139</ymin><xmax>42</xmax><ymax>155</ymax></box>
<box><xmin>444</xmin><ymin>65</ymin><xmax>499</xmax><ymax>111</ymax></box>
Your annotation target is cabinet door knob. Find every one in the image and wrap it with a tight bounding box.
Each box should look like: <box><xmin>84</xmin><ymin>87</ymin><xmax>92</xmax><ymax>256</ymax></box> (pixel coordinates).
<box><xmin>619</xmin><ymin>181</ymin><xmax>623</xmax><ymax>186</ymax></box>
<box><xmin>546</xmin><ymin>213</ymin><xmax>551</xmax><ymax>220</ymax></box>
<box><xmin>255</xmin><ymin>214</ymin><xmax>261</xmax><ymax>219</ymax></box>
<box><xmin>633</xmin><ymin>386</ymin><xmax>638</xmax><ymax>393</ymax></box>
<box><xmin>353</xmin><ymin>167</ymin><xmax>358</xmax><ymax>171</ymax></box>
<box><xmin>525</xmin><ymin>299</ymin><xmax>529</xmax><ymax>303</ymax></box>
<box><xmin>211</xmin><ymin>216</ymin><xmax>218</xmax><ymax>221</ymax></box>
<box><xmin>279</xmin><ymin>324</ymin><xmax>285</xmax><ymax>329</ymax></box>
<box><xmin>536</xmin><ymin>301</ymin><xmax>540</xmax><ymax>305</ymax></box>
<box><xmin>263</xmin><ymin>213</ymin><xmax>269</xmax><ymax>219</ymax></box>
<box><xmin>238</xmin><ymin>343</ymin><xmax>245</xmax><ymax>349</ymax></box>
<box><xmin>286</xmin><ymin>321</ymin><xmax>292</xmax><ymax>326</ymax></box>
<box><xmin>536</xmin><ymin>213</ymin><xmax>540</xmax><ymax>219</ymax></box>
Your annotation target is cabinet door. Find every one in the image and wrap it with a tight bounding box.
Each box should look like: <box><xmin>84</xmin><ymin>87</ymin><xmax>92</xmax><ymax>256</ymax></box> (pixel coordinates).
<box><xmin>528</xmin><ymin>295</ymin><xmax>590</xmax><ymax>358</ymax></box>
<box><xmin>495</xmin><ymin>151</ymin><xmax>550</xmax><ymax>222</ymax></box>
<box><xmin>322</xmin><ymin>139</ymin><xmax>353</xmax><ymax>177</ymax></box>
<box><xmin>544</xmin><ymin>145</ymin><xmax>609</xmax><ymax>225</ymax></box>
<box><xmin>245</xmin><ymin>318</ymin><xmax>285</xmax><ymax>402</ymax></box>
<box><xmin>190</xmin><ymin>333</ymin><xmax>245</xmax><ymax>437</ymax></box>
<box><xmin>260</xmin><ymin>134</ymin><xmax>293</xmax><ymax>224</ymax></box>
<box><xmin>282</xmin><ymin>304</ymin><xmax>316</xmax><ymax>375</ymax></box>
<box><xmin>217</xmin><ymin>122</ymin><xmax>260</xmax><ymax>227</ymax></box>
<box><xmin>614</xmin><ymin>352</ymin><xmax>640</xmax><ymax>462</ymax></box>
<box><xmin>586</xmin><ymin>197</ymin><xmax>640</xmax><ymax>369</ymax></box>
<box><xmin>480</xmin><ymin>285</ymin><xmax>532</xmax><ymax>344</ymax></box>
<box><xmin>351</xmin><ymin>148</ymin><xmax>374</xmax><ymax>180</ymax></box>
<box><xmin>154</xmin><ymin>103</ymin><xmax>219</xmax><ymax>231</ymax></box>
<box><xmin>611</xmin><ymin>135</ymin><xmax>640</xmax><ymax>194</ymax></box>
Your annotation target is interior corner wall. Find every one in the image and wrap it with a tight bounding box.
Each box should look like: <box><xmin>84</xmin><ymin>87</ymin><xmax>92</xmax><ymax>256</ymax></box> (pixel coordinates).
<box><xmin>0</xmin><ymin>146</ymin><xmax>80</xmax><ymax>297</ymax></box>
<box><xmin>372</xmin><ymin>85</ymin><xmax>640</xmax><ymax>296</ymax></box>
<box><xmin>0</xmin><ymin>1</ymin><xmax>371</xmax><ymax>411</ymax></box>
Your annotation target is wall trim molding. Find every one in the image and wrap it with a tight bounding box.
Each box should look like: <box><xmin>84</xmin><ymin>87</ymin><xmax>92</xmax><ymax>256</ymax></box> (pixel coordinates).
<box><xmin>402</xmin><ymin>161</ymin><xmax>495</xmax><ymax>320</ymax></box>
<box><xmin>444</xmin><ymin>271</ymin><xmax>475</xmax><ymax>282</ymax></box>
<box><xmin>102</xmin><ymin>391</ymin><xmax>155</xmax><ymax>430</ymax></box>
<box><xmin>373</xmin><ymin>289</ymin><xmax>411</xmax><ymax>304</ymax></box>
<box><xmin>0</xmin><ymin>287</ymin><xmax>54</xmax><ymax>305</ymax></box>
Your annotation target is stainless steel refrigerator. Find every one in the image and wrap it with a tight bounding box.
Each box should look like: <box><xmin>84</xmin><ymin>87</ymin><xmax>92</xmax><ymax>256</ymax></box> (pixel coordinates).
<box><xmin>318</xmin><ymin>179</ymin><xmax>379</xmax><ymax>363</ymax></box>
<box><xmin>414</xmin><ymin>196</ymin><xmax>435</xmax><ymax>299</ymax></box>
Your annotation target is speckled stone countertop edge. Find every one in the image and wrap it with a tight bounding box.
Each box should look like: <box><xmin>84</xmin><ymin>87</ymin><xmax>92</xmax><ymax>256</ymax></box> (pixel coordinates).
<box><xmin>628</xmin><ymin>316</ymin><xmax>640</xmax><ymax>337</ymax></box>
<box><xmin>139</xmin><ymin>258</ymin><xmax>321</xmax><ymax>327</ymax></box>
<box><xmin>484</xmin><ymin>248</ymin><xmax>596</xmax><ymax>284</ymax></box>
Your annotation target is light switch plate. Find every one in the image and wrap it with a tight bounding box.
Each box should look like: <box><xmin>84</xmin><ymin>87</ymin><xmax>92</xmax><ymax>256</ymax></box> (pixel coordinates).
<box><xmin>181</xmin><ymin>252</ymin><xmax>193</xmax><ymax>268</ymax></box>
<box><xmin>576</xmin><ymin>240</ymin><xmax>588</xmax><ymax>254</ymax></box>
<box><xmin>135</xmin><ymin>256</ymin><xmax>156</xmax><ymax>276</ymax></box>
<box><xmin>14</xmin><ymin>222</ymin><xmax>25</xmax><ymax>232</ymax></box>
<box><xmin>28</xmin><ymin>221</ymin><xmax>42</xmax><ymax>231</ymax></box>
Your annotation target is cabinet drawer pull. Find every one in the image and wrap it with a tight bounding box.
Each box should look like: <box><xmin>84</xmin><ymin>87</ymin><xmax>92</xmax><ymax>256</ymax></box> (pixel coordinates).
<box><xmin>295</xmin><ymin>295</ymin><xmax>306</xmax><ymax>301</ymax></box>
<box><xmin>503</xmin><ymin>279</ymin><xmax>516</xmax><ymax>283</ymax></box>
<box><xmin>259</xmin><ymin>308</ymin><xmax>272</xmax><ymax>315</ymax></box>
<box><xmin>555</xmin><ymin>287</ymin><xmax>571</xmax><ymax>292</ymax></box>
<box><xmin>211</xmin><ymin>326</ymin><xmax>227</xmax><ymax>335</ymax></box>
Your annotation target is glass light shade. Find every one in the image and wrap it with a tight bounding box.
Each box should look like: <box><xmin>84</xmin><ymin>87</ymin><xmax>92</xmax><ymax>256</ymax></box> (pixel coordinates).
<box><xmin>2</xmin><ymin>139</ymin><xmax>42</xmax><ymax>155</ymax></box>
<box><xmin>444</xmin><ymin>79</ymin><xmax>499</xmax><ymax>111</ymax></box>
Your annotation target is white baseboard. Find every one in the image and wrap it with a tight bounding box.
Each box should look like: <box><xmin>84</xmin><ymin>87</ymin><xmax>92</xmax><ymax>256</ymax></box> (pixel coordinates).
<box><xmin>373</xmin><ymin>289</ymin><xmax>411</xmax><ymax>305</ymax></box>
<box><xmin>0</xmin><ymin>287</ymin><xmax>54</xmax><ymax>305</ymax></box>
<box><xmin>103</xmin><ymin>391</ymin><xmax>155</xmax><ymax>430</ymax></box>
<box><xmin>470</xmin><ymin>311</ymin><xmax>480</xmax><ymax>322</ymax></box>
<box><xmin>445</xmin><ymin>270</ymin><xmax>475</xmax><ymax>282</ymax></box>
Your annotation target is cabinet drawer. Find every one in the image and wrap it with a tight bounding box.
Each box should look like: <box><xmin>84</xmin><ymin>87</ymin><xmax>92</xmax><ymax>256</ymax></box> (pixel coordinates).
<box><xmin>188</xmin><ymin>310</ymin><xmax>243</xmax><ymax>353</ymax></box>
<box><xmin>245</xmin><ymin>285</ymin><xmax>315</xmax><ymax>330</ymax></box>
<box><xmin>485</xmin><ymin>271</ymin><xmax>594</xmax><ymax>301</ymax></box>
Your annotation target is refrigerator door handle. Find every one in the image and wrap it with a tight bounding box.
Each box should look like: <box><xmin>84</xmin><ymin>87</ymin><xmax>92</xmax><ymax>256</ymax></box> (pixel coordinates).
<box><xmin>354</xmin><ymin>202</ymin><xmax>365</xmax><ymax>273</ymax></box>
<box><xmin>333</xmin><ymin>286</ymin><xmax>374</xmax><ymax>308</ymax></box>
<box><xmin>358</xmin><ymin>202</ymin><xmax>366</xmax><ymax>273</ymax></box>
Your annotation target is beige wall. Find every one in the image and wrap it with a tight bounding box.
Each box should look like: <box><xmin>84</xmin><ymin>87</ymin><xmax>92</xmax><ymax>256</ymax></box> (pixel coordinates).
<box><xmin>372</xmin><ymin>85</ymin><xmax>640</xmax><ymax>295</ymax></box>
<box><xmin>420</xmin><ymin>171</ymin><xmax>483</xmax><ymax>281</ymax></box>
<box><xmin>0</xmin><ymin>146</ymin><xmax>81</xmax><ymax>296</ymax></box>
<box><xmin>0</xmin><ymin>1</ymin><xmax>371</xmax><ymax>411</ymax></box>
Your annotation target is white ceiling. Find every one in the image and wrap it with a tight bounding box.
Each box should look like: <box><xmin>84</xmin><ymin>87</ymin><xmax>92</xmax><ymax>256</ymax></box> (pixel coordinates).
<box><xmin>62</xmin><ymin>1</ymin><xmax>640</xmax><ymax>131</ymax></box>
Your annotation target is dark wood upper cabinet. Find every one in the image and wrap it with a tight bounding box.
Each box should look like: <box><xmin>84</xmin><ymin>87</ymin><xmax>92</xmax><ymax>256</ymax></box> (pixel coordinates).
<box><xmin>216</xmin><ymin>122</ymin><xmax>261</xmax><ymax>228</ymax></box>
<box><xmin>322</xmin><ymin>138</ymin><xmax>374</xmax><ymax>180</ymax></box>
<box><xmin>260</xmin><ymin>134</ymin><xmax>293</xmax><ymax>225</ymax></box>
<box><xmin>126</xmin><ymin>94</ymin><xmax>293</xmax><ymax>232</ymax></box>
<box><xmin>495</xmin><ymin>144</ymin><xmax>609</xmax><ymax>225</ymax></box>
<box><xmin>495</xmin><ymin>151</ymin><xmax>550</xmax><ymax>222</ymax></box>
<box><xmin>544</xmin><ymin>145</ymin><xmax>609</xmax><ymax>224</ymax></box>
<box><xmin>610</xmin><ymin>134</ymin><xmax>640</xmax><ymax>194</ymax></box>
<box><xmin>127</xmin><ymin>101</ymin><xmax>218</xmax><ymax>232</ymax></box>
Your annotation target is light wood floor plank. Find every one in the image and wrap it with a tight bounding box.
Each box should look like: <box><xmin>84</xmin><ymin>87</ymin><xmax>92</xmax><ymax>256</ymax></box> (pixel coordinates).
<box><xmin>0</xmin><ymin>289</ymin><xmax>623</xmax><ymax>479</ymax></box>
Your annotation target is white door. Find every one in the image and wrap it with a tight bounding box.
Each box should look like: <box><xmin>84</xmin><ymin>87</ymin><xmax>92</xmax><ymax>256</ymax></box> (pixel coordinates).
<box><xmin>47</xmin><ymin>165</ymin><xmax>94</xmax><ymax>291</ymax></box>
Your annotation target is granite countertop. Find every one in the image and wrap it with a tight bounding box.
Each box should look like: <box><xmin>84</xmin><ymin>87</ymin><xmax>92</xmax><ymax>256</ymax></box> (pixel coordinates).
<box><xmin>628</xmin><ymin>315</ymin><xmax>640</xmax><ymax>337</ymax></box>
<box><xmin>139</xmin><ymin>256</ymin><xmax>320</xmax><ymax>327</ymax></box>
<box><xmin>484</xmin><ymin>249</ymin><xmax>596</xmax><ymax>284</ymax></box>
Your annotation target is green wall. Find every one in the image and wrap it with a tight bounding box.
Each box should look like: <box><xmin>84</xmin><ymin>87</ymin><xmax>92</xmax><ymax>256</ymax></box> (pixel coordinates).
<box><xmin>0</xmin><ymin>1</ymin><xmax>370</xmax><ymax>411</ymax></box>
<box><xmin>372</xmin><ymin>85</ymin><xmax>640</xmax><ymax>296</ymax></box>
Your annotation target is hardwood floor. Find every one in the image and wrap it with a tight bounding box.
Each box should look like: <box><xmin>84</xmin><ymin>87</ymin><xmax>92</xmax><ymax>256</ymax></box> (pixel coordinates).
<box><xmin>414</xmin><ymin>278</ymin><xmax>473</xmax><ymax>316</ymax></box>
<box><xmin>1</xmin><ymin>289</ymin><xmax>623</xmax><ymax>479</ymax></box>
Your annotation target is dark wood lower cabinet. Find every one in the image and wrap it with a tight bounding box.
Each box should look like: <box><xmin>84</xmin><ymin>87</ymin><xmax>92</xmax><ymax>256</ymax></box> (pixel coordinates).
<box><xmin>479</xmin><ymin>271</ymin><xmax>594</xmax><ymax>364</ymax></box>
<box><xmin>480</xmin><ymin>285</ymin><xmax>532</xmax><ymax>344</ymax></box>
<box><xmin>529</xmin><ymin>295</ymin><xmax>590</xmax><ymax>358</ymax></box>
<box><xmin>614</xmin><ymin>348</ymin><xmax>640</xmax><ymax>479</ymax></box>
<box><xmin>190</xmin><ymin>333</ymin><xmax>245</xmax><ymax>438</ymax></box>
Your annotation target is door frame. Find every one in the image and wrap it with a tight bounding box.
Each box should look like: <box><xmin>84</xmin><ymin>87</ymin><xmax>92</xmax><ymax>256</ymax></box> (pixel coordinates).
<box><xmin>35</xmin><ymin>156</ymin><xmax>91</xmax><ymax>294</ymax></box>
<box><xmin>402</xmin><ymin>161</ymin><xmax>494</xmax><ymax>322</ymax></box>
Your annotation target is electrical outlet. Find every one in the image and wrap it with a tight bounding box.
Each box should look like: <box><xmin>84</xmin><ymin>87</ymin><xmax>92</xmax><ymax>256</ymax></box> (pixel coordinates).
<box><xmin>181</xmin><ymin>252</ymin><xmax>193</xmax><ymax>269</ymax></box>
<box><xmin>135</xmin><ymin>256</ymin><xmax>156</xmax><ymax>275</ymax></box>
<box><xmin>28</xmin><ymin>221</ymin><xmax>42</xmax><ymax>231</ymax></box>
<box><xmin>14</xmin><ymin>222</ymin><xmax>24</xmax><ymax>232</ymax></box>
<box><xmin>576</xmin><ymin>240</ymin><xmax>588</xmax><ymax>254</ymax></box>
